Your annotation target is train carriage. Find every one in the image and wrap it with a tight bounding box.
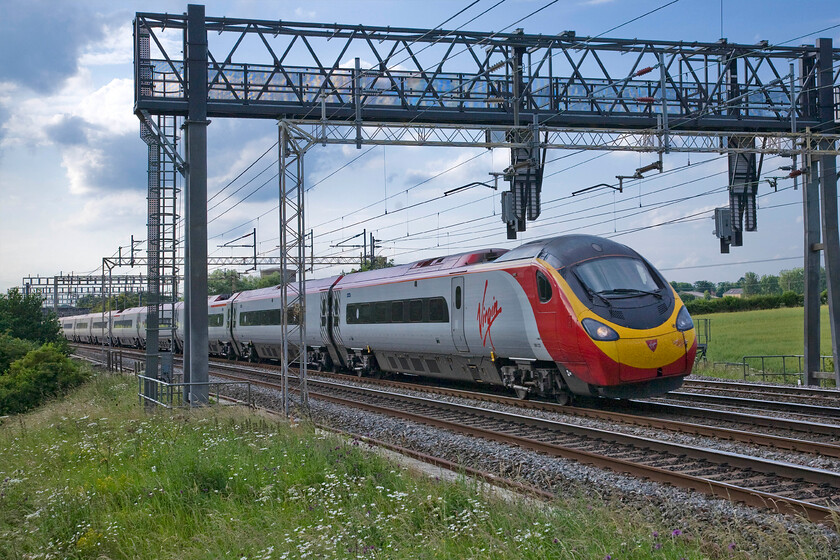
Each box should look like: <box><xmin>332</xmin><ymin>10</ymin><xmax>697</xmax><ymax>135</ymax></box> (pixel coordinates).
<box><xmin>63</xmin><ymin>235</ymin><xmax>696</xmax><ymax>403</ymax></box>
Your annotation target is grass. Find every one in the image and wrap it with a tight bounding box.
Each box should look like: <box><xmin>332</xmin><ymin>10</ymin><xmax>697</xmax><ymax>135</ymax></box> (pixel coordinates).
<box><xmin>1</xmin><ymin>372</ymin><xmax>838</xmax><ymax>559</ymax></box>
<box><xmin>693</xmin><ymin>306</ymin><xmax>835</xmax><ymax>382</ymax></box>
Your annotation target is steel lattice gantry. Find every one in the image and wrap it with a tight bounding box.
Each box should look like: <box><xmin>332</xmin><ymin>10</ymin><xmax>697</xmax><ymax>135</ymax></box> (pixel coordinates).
<box><xmin>133</xmin><ymin>5</ymin><xmax>840</xmax><ymax>388</ymax></box>
<box><xmin>22</xmin><ymin>274</ymin><xmax>147</xmax><ymax>311</ymax></box>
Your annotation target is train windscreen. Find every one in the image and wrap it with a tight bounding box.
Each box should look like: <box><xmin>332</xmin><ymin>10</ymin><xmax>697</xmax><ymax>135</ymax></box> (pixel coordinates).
<box><xmin>574</xmin><ymin>257</ymin><xmax>661</xmax><ymax>296</ymax></box>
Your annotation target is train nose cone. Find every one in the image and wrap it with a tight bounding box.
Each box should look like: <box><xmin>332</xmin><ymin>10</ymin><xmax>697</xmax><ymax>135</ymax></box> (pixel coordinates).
<box><xmin>617</xmin><ymin>330</ymin><xmax>688</xmax><ymax>382</ymax></box>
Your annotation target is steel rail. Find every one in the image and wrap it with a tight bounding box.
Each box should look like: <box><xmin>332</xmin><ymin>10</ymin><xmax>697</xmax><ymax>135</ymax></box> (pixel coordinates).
<box><xmin>72</xmin><ymin>346</ymin><xmax>840</xmax><ymax>524</ymax></box>
<box><xmin>684</xmin><ymin>378</ymin><xmax>840</xmax><ymax>398</ymax></box>
<box><xmin>71</xmin><ymin>345</ymin><xmax>840</xmax><ymax>452</ymax></box>
<box><xmin>215</xmin><ymin>367</ymin><xmax>840</xmax><ymax>526</ymax></box>
<box><xmin>661</xmin><ymin>391</ymin><xmax>840</xmax><ymax>418</ymax></box>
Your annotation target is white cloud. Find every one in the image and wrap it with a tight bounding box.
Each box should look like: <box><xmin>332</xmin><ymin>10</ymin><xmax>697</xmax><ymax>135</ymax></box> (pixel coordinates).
<box><xmin>62</xmin><ymin>190</ymin><xmax>147</xmax><ymax>231</ymax></box>
<box><xmin>75</xmin><ymin>79</ymin><xmax>136</xmax><ymax>137</ymax></box>
<box><xmin>79</xmin><ymin>22</ymin><xmax>133</xmax><ymax>66</ymax></box>
<box><xmin>294</xmin><ymin>7</ymin><xmax>317</xmax><ymax>19</ymax></box>
<box><xmin>62</xmin><ymin>145</ymin><xmax>104</xmax><ymax>195</ymax></box>
<box><xmin>0</xmin><ymin>73</ymin><xmax>134</xmax><ymax>148</ymax></box>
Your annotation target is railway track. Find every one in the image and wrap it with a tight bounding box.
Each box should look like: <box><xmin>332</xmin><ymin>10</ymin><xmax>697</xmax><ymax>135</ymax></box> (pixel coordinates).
<box><xmin>73</xmin><ymin>344</ymin><xmax>840</xmax><ymax>524</ymax></box>
<box><xmin>653</xmin><ymin>390</ymin><xmax>840</xmax><ymax>419</ymax></box>
<box><xmin>203</xmin><ymin>363</ymin><xmax>840</xmax><ymax>526</ymax></box>
<box><xmin>72</xmin><ymin>344</ymin><xmax>840</xmax><ymax>450</ymax></box>
<box><xmin>684</xmin><ymin>378</ymin><xmax>840</xmax><ymax>401</ymax></box>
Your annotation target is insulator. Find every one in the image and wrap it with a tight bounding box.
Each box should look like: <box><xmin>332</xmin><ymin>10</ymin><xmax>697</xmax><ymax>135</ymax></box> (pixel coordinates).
<box><xmin>634</xmin><ymin>66</ymin><xmax>654</xmax><ymax>77</ymax></box>
<box><xmin>636</xmin><ymin>96</ymin><xmax>656</xmax><ymax>103</ymax></box>
<box><xmin>788</xmin><ymin>169</ymin><xmax>804</xmax><ymax>178</ymax></box>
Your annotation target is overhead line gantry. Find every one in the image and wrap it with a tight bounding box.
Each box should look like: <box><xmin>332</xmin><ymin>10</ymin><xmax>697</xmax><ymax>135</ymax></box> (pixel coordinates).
<box><xmin>133</xmin><ymin>4</ymin><xmax>840</xmax><ymax>404</ymax></box>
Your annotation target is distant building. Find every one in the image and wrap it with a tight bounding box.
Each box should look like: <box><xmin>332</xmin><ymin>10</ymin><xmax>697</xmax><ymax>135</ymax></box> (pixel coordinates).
<box><xmin>723</xmin><ymin>288</ymin><xmax>744</xmax><ymax>298</ymax></box>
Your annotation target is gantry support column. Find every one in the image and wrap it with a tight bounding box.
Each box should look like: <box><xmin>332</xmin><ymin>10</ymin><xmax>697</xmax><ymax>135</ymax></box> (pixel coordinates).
<box><xmin>816</xmin><ymin>38</ymin><xmax>840</xmax><ymax>384</ymax></box>
<box><xmin>803</xmin><ymin>148</ymin><xmax>822</xmax><ymax>386</ymax></box>
<box><xmin>184</xmin><ymin>3</ymin><xmax>209</xmax><ymax>404</ymax></box>
<box><xmin>278</xmin><ymin>121</ymin><xmax>309</xmax><ymax>416</ymax></box>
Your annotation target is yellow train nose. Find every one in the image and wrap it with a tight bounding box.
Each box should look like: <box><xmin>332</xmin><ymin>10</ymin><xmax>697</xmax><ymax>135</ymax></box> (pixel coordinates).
<box><xmin>616</xmin><ymin>330</ymin><xmax>692</xmax><ymax>382</ymax></box>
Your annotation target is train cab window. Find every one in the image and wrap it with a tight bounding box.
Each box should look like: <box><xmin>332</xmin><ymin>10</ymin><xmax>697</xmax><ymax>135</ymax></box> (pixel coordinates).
<box><xmin>391</xmin><ymin>301</ymin><xmax>405</xmax><ymax>323</ymax></box>
<box><xmin>455</xmin><ymin>286</ymin><xmax>462</xmax><ymax>310</ymax></box>
<box><xmin>575</xmin><ymin>256</ymin><xmax>660</xmax><ymax>294</ymax></box>
<box><xmin>536</xmin><ymin>271</ymin><xmax>552</xmax><ymax>303</ymax></box>
<box><xmin>409</xmin><ymin>299</ymin><xmax>423</xmax><ymax>322</ymax></box>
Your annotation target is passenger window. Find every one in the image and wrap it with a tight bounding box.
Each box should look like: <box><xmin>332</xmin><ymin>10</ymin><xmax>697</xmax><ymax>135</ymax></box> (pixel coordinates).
<box><xmin>429</xmin><ymin>297</ymin><xmax>448</xmax><ymax>322</ymax></box>
<box><xmin>409</xmin><ymin>299</ymin><xmax>423</xmax><ymax>322</ymax></box>
<box><xmin>358</xmin><ymin>303</ymin><xmax>371</xmax><ymax>324</ymax></box>
<box><xmin>391</xmin><ymin>301</ymin><xmax>405</xmax><ymax>323</ymax></box>
<box><xmin>537</xmin><ymin>270</ymin><xmax>552</xmax><ymax>303</ymax></box>
<box><xmin>374</xmin><ymin>302</ymin><xmax>390</xmax><ymax>323</ymax></box>
<box><xmin>455</xmin><ymin>286</ymin><xmax>462</xmax><ymax>309</ymax></box>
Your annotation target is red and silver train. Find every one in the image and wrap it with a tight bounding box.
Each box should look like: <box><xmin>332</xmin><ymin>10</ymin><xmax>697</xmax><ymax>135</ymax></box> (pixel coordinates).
<box><xmin>63</xmin><ymin>235</ymin><xmax>697</xmax><ymax>402</ymax></box>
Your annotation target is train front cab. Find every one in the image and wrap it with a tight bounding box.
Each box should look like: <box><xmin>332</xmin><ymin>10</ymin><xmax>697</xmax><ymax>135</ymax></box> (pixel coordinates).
<box><xmin>521</xmin><ymin>236</ymin><xmax>696</xmax><ymax>399</ymax></box>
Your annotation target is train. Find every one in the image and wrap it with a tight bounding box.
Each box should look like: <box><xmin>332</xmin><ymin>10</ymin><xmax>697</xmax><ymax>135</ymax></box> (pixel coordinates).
<box><xmin>62</xmin><ymin>234</ymin><xmax>697</xmax><ymax>403</ymax></box>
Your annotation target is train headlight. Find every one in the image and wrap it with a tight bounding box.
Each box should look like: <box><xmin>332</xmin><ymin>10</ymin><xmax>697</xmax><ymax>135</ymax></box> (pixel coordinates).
<box><xmin>675</xmin><ymin>307</ymin><xmax>694</xmax><ymax>332</ymax></box>
<box><xmin>582</xmin><ymin>318</ymin><xmax>620</xmax><ymax>341</ymax></box>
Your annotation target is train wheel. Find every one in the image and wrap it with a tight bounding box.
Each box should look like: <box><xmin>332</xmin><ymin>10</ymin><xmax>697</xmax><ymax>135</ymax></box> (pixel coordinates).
<box><xmin>554</xmin><ymin>391</ymin><xmax>572</xmax><ymax>406</ymax></box>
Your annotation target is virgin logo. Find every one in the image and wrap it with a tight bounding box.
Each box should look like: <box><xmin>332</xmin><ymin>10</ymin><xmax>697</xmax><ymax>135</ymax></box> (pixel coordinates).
<box><xmin>477</xmin><ymin>280</ymin><xmax>502</xmax><ymax>349</ymax></box>
<box><xmin>646</xmin><ymin>339</ymin><xmax>658</xmax><ymax>352</ymax></box>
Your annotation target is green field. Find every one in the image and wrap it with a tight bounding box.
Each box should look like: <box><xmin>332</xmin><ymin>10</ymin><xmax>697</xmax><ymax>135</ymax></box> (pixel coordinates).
<box><xmin>694</xmin><ymin>306</ymin><xmax>834</xmax><ymax>380</ymax></box>
<box><xmin>4</xmin><ymin>372</ymin><xmax>837</xmax><ymax>558</ymax></box>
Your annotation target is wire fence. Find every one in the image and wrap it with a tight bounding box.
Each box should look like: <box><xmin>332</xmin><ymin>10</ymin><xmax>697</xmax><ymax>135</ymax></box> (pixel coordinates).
<box><xmin>714</xmin><ymin>354</ymin><xmax>835</xmax><ymax>385</ymax></box>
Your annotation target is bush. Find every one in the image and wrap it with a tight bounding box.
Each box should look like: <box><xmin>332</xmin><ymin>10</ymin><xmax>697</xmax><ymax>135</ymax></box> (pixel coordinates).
<box><xmin>0</xmin><ymin>343</ymin><xmax>89</xmax><ymax>415</ymax></box>
<box><xmin>685</xmin><ymin>292</ymin><xmax>804</xmax><ymax>315</ymax></box>
<box><xmin>0</xmin><ymin>334</ymin><xmax>37</xmax><ymax>374</ymax></box>
<box><xmin>780</xmin><ymin>290</ymin><xmax>801</xmax><ymax>307</ymax></box>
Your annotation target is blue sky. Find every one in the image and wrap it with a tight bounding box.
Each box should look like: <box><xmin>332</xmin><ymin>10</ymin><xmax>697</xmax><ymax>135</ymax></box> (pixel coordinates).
<box><xmin>1</xmin><ymin>0</ymin><xmax>838</xmax><ymax>293</ymax></box>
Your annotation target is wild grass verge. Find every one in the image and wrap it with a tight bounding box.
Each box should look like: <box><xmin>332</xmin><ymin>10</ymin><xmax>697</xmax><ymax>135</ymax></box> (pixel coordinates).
<box><xmin>1</xmin><ymin>372</ymin><xmax>837</xmax><ymax>559</ymax></box>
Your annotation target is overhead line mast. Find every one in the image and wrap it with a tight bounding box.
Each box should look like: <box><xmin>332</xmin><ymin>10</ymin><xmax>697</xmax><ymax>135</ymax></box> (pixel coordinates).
<box><xmin>134</xmin><ymin>4</ymin><xmax>840</xmax><ymax>401</ymax></box>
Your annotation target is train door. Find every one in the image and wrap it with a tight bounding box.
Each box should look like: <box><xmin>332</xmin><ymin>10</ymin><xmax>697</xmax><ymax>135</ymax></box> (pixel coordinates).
<box><xmin>328</xmin><ymin>287</ymin><xmax>347</xmax><ymax>368</ymax></box>
<box><xmin>451</xmin><ymin>277</ymin><xmax>469</xmax><ymax>352</ymax></box>
<box><xmin>227</xmin><ymin>303</ymin><xmax>243</xmax><ymax>357</ymax></box>
<box><xmin>320</xmin><ymin>292</ymin><xmax>330</xmax><ymax>346</ymax></box>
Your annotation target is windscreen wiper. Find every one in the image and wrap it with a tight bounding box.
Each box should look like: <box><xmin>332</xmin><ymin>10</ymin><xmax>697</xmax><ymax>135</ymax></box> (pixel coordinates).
<box><xmin>598</xmin><ymin>288</ymin><xmax>663</xmax><ymax>299</ymax></box>
<box><xmin>572</xmin><ymin>271</ymin><xmax>611</xmax><ymax>307</ymax></box>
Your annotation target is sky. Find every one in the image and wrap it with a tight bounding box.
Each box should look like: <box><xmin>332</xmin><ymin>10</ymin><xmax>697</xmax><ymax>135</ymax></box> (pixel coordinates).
<box><xmin>0</xmin><ymin>0</ymin><xmax>838</xmax><ymax>295</ymax></box>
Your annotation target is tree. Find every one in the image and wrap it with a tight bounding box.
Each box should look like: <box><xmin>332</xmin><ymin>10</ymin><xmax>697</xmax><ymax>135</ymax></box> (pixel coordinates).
<box><xmin>350</xmin><ymin>256</ymin><xmax>395</xmax><ymax>273</ymax></box>
<box><xmin>670</xmin><ymin>281</ymin><xmax>693</xmax><ymax>292</ymax></box>
<box><xmin>0</xmin><ymin>288</ymin><xmax>61</xmax><ymax>344</ymax></box>
<box><xmin>715</xmin><ymin>281</ymin><xmax>737</xmax><ymax>298</ymax></box>
<box><xmin>759</xmin><ymin>274</ymin><xmax>781</xmax><ymax>295</ymax></box>
<box><xmin>779</xmin><ymin>268</ymin><xmax>805</xmax><ymax>294</ymax></box>
<box><xmin>742</xmin><ymin>271</ymin><xmax>759</xmax><ymax>297</ymax></box>
<box><xmin>693</xmin><ymin>280</ymin><xmax>715</xmax><ymax>293</ymax></box>
<box><xmin>208</xmin><ymin>269</ymin><xmax>251</xmax><ymax>296</ymax></box>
